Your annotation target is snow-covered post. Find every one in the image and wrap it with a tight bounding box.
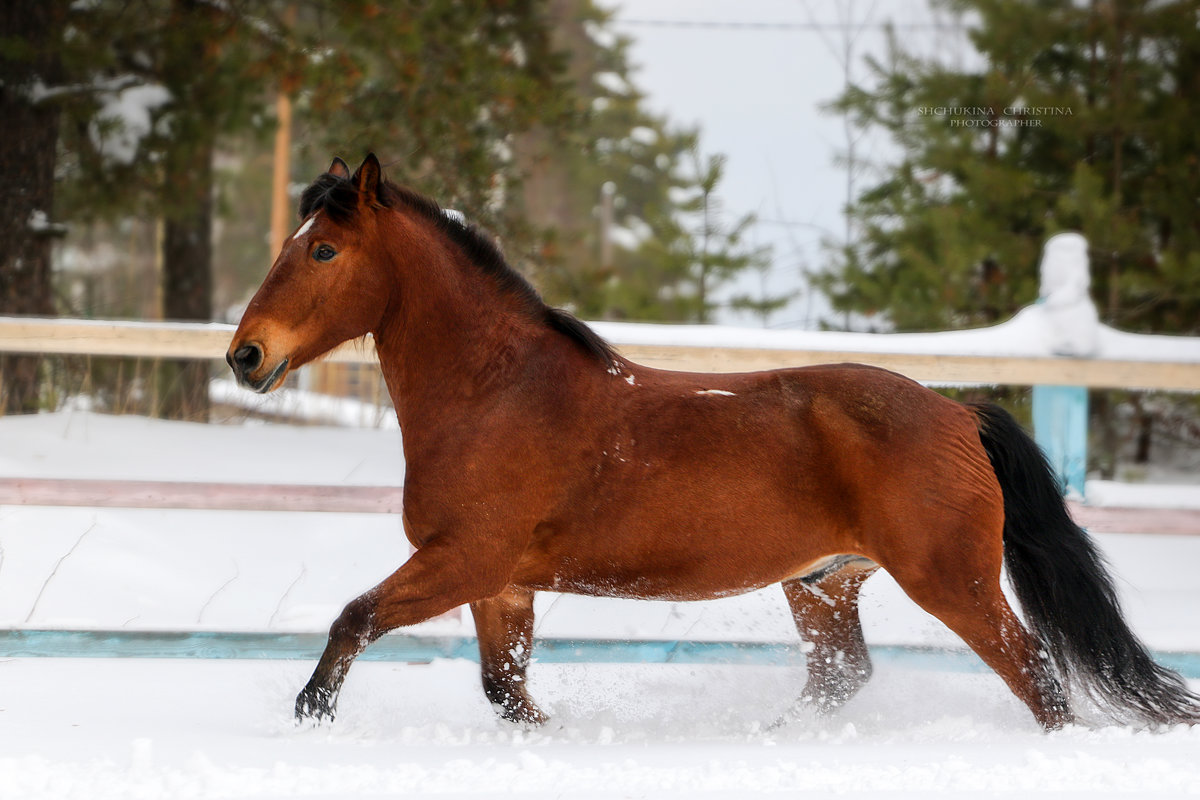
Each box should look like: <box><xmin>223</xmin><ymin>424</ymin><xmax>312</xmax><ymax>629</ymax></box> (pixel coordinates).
<box><xmin>1031</xmin><ymin>233</ymin><xmax>1098</xmax><ymax>499</ymax></box>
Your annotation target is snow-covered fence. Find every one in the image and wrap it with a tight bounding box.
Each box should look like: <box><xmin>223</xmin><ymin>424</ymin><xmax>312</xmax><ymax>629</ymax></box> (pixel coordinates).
<box><xmin>1</xmin><ymin>314</ymin><xmax>1198</xmax><ymax>390</ymax></box>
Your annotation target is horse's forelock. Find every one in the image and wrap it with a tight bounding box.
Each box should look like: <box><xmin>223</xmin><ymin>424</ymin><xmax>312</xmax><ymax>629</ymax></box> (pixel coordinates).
<box><xmin>298</xmin><ymin>172</ymin><xmax>361</xmax><ymax>222</ymax></box>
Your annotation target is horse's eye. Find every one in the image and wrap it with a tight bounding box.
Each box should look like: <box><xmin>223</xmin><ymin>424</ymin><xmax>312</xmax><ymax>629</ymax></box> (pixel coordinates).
<box><xmin>313</xmin><ymin>244</ymin><xmax>337</xmax><ymax>262</ymax></box>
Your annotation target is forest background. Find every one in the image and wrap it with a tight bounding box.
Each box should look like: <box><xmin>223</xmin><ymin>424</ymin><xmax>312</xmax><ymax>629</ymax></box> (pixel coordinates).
<box><xmin>2</xmin><ymin>0</ymin><xmax>1197</xmax><ymax>478</ymax></box>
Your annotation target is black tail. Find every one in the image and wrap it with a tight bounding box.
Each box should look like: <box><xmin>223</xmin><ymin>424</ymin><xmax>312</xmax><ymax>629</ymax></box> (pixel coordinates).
<box><xmin>972</xmin><ymin>402</ymin><xmax>1200</xmax><ymax>727</ymax></box>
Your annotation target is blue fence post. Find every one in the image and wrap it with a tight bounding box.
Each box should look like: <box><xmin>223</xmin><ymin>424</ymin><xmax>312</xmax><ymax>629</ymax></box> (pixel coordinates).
<box><xmin>1030</xmin><ymin>232</ymin><xmax>1098</xmax><ymax>501</ymax></box>
<box><xmin>1032</xmin><ymin>385</ymin><xmax>1089</xmax><ymax>498</ymax></box>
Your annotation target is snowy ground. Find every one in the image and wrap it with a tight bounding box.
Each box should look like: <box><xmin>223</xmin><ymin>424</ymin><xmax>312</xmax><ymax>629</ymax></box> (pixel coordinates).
<box><xmin>2</xmin><ymin>410</ymin><xmax>1200</xmax><ymax>798</ymax></box>
<box><xmin>4</xmin><ymin>658</ymin><xmax>1200</xmax><ymax>799</ymax></box>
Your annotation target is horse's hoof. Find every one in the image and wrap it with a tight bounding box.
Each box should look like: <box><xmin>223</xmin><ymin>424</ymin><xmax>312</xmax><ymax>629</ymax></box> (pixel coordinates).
<box><xmin>493</xmin><ymin>700</ymin><xmax>549</xmax><ymax>728</ymax></box>
<box><xmin>295</xmin><ymin>685</ymin><xmax>337</xmax><ymax>724</ymax></box>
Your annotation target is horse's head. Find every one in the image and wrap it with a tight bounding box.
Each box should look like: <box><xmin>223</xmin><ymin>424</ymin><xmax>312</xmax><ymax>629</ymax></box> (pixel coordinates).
<box><xmin>227</xmin><ymin>154</ymin><xmax>393</xmax><ymax>392</ymax></box>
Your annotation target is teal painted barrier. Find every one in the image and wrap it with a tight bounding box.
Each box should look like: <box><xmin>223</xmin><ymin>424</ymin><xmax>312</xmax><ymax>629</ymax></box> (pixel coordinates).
<box><xmin>1032</xmin><ymin>384</ymin><xmax>1089</xmax><ymax>498</ymax></box>
<box><xmin>2</xmin><ymin>629</ymin><xmax>1198</xmax><ymax>678</ymax></box>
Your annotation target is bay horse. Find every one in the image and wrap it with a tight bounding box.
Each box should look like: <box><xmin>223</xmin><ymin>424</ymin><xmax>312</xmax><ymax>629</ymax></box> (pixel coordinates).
<box><xmin>227</xmin><ymin>154</ymin><xmax>1200</xmax><ymax>731</ymax></box>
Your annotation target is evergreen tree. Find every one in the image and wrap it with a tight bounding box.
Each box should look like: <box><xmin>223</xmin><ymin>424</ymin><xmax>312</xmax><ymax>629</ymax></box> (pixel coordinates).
<box><xmin>291</xmin><ymin>1</ymin><xmax>573</xmax><ymax>246</ymax></box>
<box><xmin>511</xmin><ymin>0</ymin><xmax>697</xmax><ymax>319</ymax></box>
<box><xmin>630</xmin><ymin>149</ymin><xmax>776</xmax><ymax>323</ymax></box>
<box><xmin>21</xmin><ymin>0</ymin><xmax>784</xmax><ymax>423</ymax></box>
<box><xmin>521</xmin><ymin>1</ymin><xmax>781</xmax><ymax>323</ymax></box>
<box><xmin>821</xmin><ymin>0</ymin><xmax>1200</xmax><ymax>336</ymax></box>
<box><xmin>54</xmin><ymin>0</ymin><xmax>294</xmax><ymax>417</ymax></box>
<box><xmin>822</xmin><ymin>0</ymin><xmax>1200</xmax><ymax>473</ymax></box>
<box><xmin>50</xmin><ymin>0</ymin><xmax>572</xmax><ymax>418</ymax></box>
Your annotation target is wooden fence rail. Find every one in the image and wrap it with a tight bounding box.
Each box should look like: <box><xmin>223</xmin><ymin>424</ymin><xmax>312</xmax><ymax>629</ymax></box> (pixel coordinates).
<box><xmin>3</xmin><ymin>316</ymin><xmax>1200</xmax><ymax>390</ymax></box>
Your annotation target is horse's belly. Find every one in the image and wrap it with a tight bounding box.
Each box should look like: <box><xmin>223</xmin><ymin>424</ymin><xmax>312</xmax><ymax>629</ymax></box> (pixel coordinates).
<box><xmin>513</xmin><ymin>516</ymin><xmax>833</xmax><ymax>602</ymax></box>
<box><xmin>525</xmin><ymin>567</ymin><xmax>775</xmax><ymax>602</ymax></box>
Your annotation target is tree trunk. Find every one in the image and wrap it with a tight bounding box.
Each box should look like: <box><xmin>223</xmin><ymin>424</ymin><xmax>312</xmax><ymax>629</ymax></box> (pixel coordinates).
<box><xmin>0</xmin><ymin>1</ymin><xmax>66</xmax><ymax>414</ymax></box>
<box><xmin>157</xmin><ymin>134</ymin><xmax>215</xmax><ymax>420</ymax></box>
<box><xmin>156</xmin><ymin>0</ymin><xmax>218</xmax><ymax>421</ymax></box>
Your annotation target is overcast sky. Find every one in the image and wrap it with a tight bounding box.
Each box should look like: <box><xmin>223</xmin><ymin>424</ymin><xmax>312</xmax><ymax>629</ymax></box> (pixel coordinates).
<box><xmin>608</xmin><ymin>0</ymin><xmax>974</xmax><ymax>328</ymax></box>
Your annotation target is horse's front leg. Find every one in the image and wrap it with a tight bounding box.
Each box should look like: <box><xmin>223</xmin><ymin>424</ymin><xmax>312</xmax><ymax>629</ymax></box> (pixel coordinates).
<box><xmin>295</xmin><ymin>536</ymin><xmax>513</xmax><ymax>723</ymax></box>
<box><xmin>470</xmin><ymin>585</ymin><xmax>547</xmax><ymax>725</ymax></box>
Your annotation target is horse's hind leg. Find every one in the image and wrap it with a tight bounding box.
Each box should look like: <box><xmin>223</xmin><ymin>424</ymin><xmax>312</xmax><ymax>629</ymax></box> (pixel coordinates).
<box><xmin>470</xmin><ymin>586</ymin><xmax>547</xmax><ymax>725</ymax></box>
<box><xmin>781</xmin><ymin>557</ymin><xmax>879</xmax><ymax>713</ymax></box>
<box><xmin>883</xmin><ymin>532</ymin><xmax>1072</xmax><ymax>730</ymax></box>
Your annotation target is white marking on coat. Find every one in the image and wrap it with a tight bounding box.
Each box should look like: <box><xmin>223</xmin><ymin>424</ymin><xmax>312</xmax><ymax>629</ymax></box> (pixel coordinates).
<box><xmin>695</xmin><ymin>389</ymin><xmax>736</xmax><ymax>397</ymax></box>
<box><xmin>292</xmin><ymin>213</ymin><xmax>318</xmax><ymax>240</ymax></box>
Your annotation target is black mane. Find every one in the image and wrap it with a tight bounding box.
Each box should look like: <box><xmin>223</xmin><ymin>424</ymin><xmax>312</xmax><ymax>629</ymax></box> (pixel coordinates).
<box><xmin>297</xmin><ymin>170</ymin><xmax>620</xmax><ymax>371</ymax></box>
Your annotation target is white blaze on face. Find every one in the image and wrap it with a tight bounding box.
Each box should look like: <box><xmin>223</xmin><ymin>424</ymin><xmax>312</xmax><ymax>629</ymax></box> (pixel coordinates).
<box><xmin>292</xmin><ymin>212</ymin><xmax>318</xmax><ymax>241</ymax></box>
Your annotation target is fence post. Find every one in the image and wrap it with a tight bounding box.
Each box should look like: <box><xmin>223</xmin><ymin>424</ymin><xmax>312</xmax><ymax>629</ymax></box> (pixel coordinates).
<box><xmin>1032</xmin><ymin>384</ymin><xmax>1089</xmax><ymax>497</ymax></box>
<box><xmin>1030</xmin><ymin>233</ymin><xmax>1098</xmax><ymax>499</ymax></box>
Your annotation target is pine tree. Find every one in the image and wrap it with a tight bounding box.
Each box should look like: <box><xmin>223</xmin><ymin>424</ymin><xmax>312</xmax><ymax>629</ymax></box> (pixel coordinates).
<box><xmin>289</xmin><ymin>0</ymin><xmax>573</xmax><ymax>248</ymax></box>
<box><xmin>822</xmin><ymin>0</ymin><xmax>1200</xmax><ymax>473</ymax></box>
<box><xmin>518</xmin><ymin>1</ymin><xmax>781</xmax><ymax>323</ymax></box>
<box><xmin>630</xmin><ymin>149</ymin><xmax>776</xmax><ymax>323</ymax></box>
<box><xmin>821</xmin><ymin>0</ymin><xmax>1200</xmax><ymax>336</ymax></box>
<box><xmin>51</xmin><ymin>0</ymin><xmax>572</xmax><ymax>418</ymax></box>
<box><xmin>54</xmin><ymin>0</ymin><xmax>294</xmax><ymax>418</ymax></box>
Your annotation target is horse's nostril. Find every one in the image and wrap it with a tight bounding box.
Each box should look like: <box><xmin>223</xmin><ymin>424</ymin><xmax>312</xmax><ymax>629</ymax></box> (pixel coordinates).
<box><xmin>232</xmin><ymin>343</ymin><xmax>263</xmax><ymax>374</ymax></box>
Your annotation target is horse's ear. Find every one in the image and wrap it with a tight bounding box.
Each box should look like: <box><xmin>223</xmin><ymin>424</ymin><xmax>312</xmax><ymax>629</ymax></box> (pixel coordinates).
<box><xmin>353</xmin><ymin>153</ymin><xmax>383</xmax><ymax>206</ymax></box>
<box><xmin>328</xmin><ymin>157</ymin><xmax>351</xmax><ymax>179</ymax></box>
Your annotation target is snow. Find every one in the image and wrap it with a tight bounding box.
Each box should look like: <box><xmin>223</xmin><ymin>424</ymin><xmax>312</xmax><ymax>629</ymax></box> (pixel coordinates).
<box><xmin>592</xmin><ymin>71</ymin><xmax>630</xmax><ymax>95</ymax></box>
<box><xmin>3</xmin><ymin>658</ymin><xmax>1199</xmax><ymax>799</ymax></box>
<box><xmin>1086</xmin><ymin>480</ymin><xmax>1200</xmax><ymax>510</ymax></box>
<box><xmin>2</xmin><ymin>410</ymin><xmax>1200</xmax><ymax>798</ymax></box>
<box><xmin>591</xmin><ymin>308</ymin><xmax>1200</xmax><ymax>362</ymax></box>
<box><xmin>88</xmin><ymin>81</ymin><xmax>172</xmax><ymax>165</ymax></box>
<box><xmin>211</xmin><ymin>379</ymin><xmax>400</xmax><ymax>429</ymax></box>
<box><xmin>629</xmin><ymin>125</ymin><xmax>659</xmax><ymax>146</ymax></box>
<box><xmin>26</xmin><ymin>210</ymin><xmax>50</xmax><ymax>233</ymax></box>
<box><xmin>1037</xmin><ymin>232</ymin><xmax>1099</xmax><ymax>357</ymax></box>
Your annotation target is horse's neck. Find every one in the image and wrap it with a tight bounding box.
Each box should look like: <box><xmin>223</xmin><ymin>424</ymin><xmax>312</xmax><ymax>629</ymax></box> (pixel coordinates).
<box><xmin>372</xmin><ymin>241</ymin><xmax>545</xmax><ymax>429</ymax></box>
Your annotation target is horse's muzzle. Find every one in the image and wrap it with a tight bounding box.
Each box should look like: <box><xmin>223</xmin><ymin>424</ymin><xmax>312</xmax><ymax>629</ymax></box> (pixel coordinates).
<box><xmin>227</xmin><ymin>342</ymin><xmax>288</xmax><ymax>393</ymax></box>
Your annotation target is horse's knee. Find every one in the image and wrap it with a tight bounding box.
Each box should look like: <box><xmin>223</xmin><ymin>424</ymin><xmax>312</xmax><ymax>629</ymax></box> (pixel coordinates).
<box><xmin>330</xmin><ymin>593</ymin><xmax>377</xmax><ymax>644</ymax></box>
